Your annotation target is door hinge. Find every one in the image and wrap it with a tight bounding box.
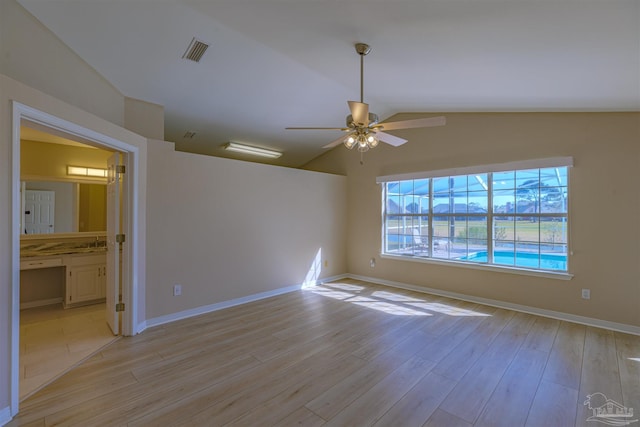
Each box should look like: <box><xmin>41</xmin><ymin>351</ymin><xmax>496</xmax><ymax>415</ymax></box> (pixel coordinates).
<box><xmin>116</xmin><ymin>234</ymin><xmax>126</xmax><ymax>244</ymax></box>
<box><xmin>116</xmin><ymin>165</ymin><xmax>126</xmax><ymax>174</ymax></box>
<box><xmin>116</xmin><ymin>303</ymin><xmax>125</xmax><ymax>312</ymax></box>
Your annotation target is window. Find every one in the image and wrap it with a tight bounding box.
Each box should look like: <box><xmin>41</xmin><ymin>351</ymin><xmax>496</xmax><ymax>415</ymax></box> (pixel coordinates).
<box><xmin>379</xmin><ymin>159</ymin><xmax>571</xmax><ymax>273</ymax></box>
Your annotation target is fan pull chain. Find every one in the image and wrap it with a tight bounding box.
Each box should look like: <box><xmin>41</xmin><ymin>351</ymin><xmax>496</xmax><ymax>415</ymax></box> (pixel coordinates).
<box><xmin>360</xmin><ymin>150</ymin><xmax>364</xmax><ymax>165</ymax></box>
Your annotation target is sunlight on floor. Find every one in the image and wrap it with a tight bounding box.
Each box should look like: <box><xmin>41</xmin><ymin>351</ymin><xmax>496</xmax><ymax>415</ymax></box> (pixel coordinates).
<box><xmin>629</xmin><ymin>357</ymin><xmax>640</xmax><ymax>363</ymax></box>
<box><xmin>307</xmin><ymin>281</ymin><xmax>492</xmax><ymax>317</ymax></box>
<box><xmin>353</xmin><ymin>301</ymin><xmax>432</xmax><ymax>316</ymax></box>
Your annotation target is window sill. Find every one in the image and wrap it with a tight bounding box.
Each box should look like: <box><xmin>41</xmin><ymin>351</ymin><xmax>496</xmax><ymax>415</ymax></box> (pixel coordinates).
<box><xmin>379</xmin><ymin>253</ymin><xmax>573</xmax><ymax>280</ymax></box>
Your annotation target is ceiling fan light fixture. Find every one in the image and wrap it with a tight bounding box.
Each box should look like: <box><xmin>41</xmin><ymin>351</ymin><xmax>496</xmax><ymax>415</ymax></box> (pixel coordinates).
<box><xmin>344</xmin><ymin>135</ymin><xmax>356</xmax><ymax>149</ymax></box>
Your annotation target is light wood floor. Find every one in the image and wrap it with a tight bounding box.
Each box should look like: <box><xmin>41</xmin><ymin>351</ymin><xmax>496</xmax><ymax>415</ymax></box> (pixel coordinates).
<box><xmin>19</xmin><ymin>303</ymin><xmax>118</xmax><ymax>401</ymax></box>
<box><xmin>8</xmin><ymin>279</ymin><xmax>640</xmax><ymax>426</ymax></box>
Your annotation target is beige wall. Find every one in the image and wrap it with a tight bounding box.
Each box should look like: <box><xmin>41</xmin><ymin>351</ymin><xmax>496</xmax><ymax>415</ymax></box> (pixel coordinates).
<box><xmin>124</xmin><ymin>97</ymin><xmax>165</xmax><ymax>141</ymax></box>
<box><xmin>78</xmin><ymin>184</ymin><xmax>107</xmax><ymax>232</ymax></box>
<box><xmin>21</xmin><ymin>139</ymin><xmax>113</xmax><ymax>180</ymax></box>
<box><xmin>0</xmin><ymin>0</ymin><xmax>124</xmax><ymax>127</ymax></box>
<box><xmin>304</xmin><ymin>112</ymin><xmax>640</xmax><ymax>328</ymax></box>
<box><xmin>146</xmin><ymin>140</ymin><xmax>347</xmax><ymax>319</ymax></box>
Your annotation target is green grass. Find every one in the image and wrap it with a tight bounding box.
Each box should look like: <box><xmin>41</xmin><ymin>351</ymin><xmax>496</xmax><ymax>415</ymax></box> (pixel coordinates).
<box><xmin>387</xmin><ymin>219</ymin><xmax>566</xmax><ymax>244</ymax></box>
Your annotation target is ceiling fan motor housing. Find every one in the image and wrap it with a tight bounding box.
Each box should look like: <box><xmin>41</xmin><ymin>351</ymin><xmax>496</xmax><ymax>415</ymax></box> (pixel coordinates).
<box><xmin>347</xmin><ymin>113</ymin><xmax>379</xmax><ymax>128</ymax></box>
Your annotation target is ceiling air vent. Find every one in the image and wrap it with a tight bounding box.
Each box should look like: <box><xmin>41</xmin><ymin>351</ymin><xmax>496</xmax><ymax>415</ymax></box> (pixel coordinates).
<box><xmin>182</xmin><ymin>38</ymin><xmax>209</xmax><ymax>62</ymax></box>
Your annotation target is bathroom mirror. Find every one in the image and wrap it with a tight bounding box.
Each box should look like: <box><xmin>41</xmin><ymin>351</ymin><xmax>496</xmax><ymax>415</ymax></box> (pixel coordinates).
<box><xmin>21</xmin><ymin>180</ymin><xmax>106</xmax><ymax>235</ymax></box>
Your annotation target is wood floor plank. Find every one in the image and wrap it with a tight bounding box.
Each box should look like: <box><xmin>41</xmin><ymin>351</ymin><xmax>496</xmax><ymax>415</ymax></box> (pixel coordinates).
<box><xmin>423</xmin><ymin>409</ymin><xmax>473</xmax><ymax>427</ymax></box>
<box><xmin>372</xmin><ymin>372</ymin><xmax>457</xmax><ymax>427</ymax></box>
<box><xmin>576</xmin><ymin>327</ymin><xmax>624</xmax><ymax>425</ymax></box>
<box><xmin>304</xmin><ymin>329</ymin><xmax>433</xmax><ymax>420</ymax></box>
<box><xmin>541</xmin><ymin>321</ymin><xmax>585</xmax><ymax>389</ymax></box>
<box><xmin>130</xmin><ymin>340</ymin><xmax>357</xmax><ymax>426</ymax></box>
<box><xmin>525</xmin><ymin>380</ymin><xmax>578</xmax><ymax>427</ymax></box>
<box><xmin>276</xmin><ymin>406</ymin><xmax>326</xmax><ymax>427</ymax></box>
<box><xmin>224</xmin><ymin>354</ymin><xmax>366</xmax><ymax>426</ymax></box>
<box><xmin>43</xmin><ymin>355</ymin><xmax>261</xmax><ymax>426</ymax></box>
<box><xmin>11</xmin><ymin>371</ymin><xmax>139</xmax><ymax>425</ymax></box>
<box><xmin>416</xmin><ymin>306</ymin><xmax>496</xmax><ymax>364</ymax></box>
<box><xmin>475</xmin><ymin>348</ymin><xmax>548</xmax><ymax>427</ymax></box>
<box><xmin>615</xmin><ymin>332</ymin><xmax>640</xmax><ymax>416</ymax></box>
<box><xmin>322</xmin><ymin>355</ymin><xmax>435</xmax><ymax>426</ymax></box>
<box><xmin>7</xmin><ymin>280</ymin><xmax>638</xmax><ymax>427</ymax></box>
<box><xmin>430</xmin><ymin>308</ymin><xmax>516</xmax><ymax>381</ymax></box>
<box><xmin>183</xmin><ymin>351</ymin><xmax>363</xmax><ymax>426</ymax></box>
<box><xmin>439</xmin><ymin>312</ymin><xmax>536</xmax><ymax>423</ymax></box>
<box><xmin>522</xmin><ymin>316</ymin><xmax>560</xmax><ymax>353</ymax></box>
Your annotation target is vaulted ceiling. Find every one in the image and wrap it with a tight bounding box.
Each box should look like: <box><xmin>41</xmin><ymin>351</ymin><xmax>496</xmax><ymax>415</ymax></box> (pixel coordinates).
<box><xmin>18</xmin><ymin>0</ymin><xmax>640</xmax><ymax>167</ymax></box>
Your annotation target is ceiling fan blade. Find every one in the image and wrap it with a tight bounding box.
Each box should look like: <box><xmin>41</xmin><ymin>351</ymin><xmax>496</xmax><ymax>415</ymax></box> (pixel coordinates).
<box><xmin>286</xmin><ymin>127</ymin><xmax>348</xmax><ymax>130</ymax></box>
<box><xmin>348</xmin><ymin>101</ymin><xmax>369</xmax><ymax>126</ymax></box>
<box><xmin>376</xmin><ymin>116</ymin><xmax>446</xmax><ymax>131</ymax></box>
<box><xmin>323</xmin><ymin>134</ymin><xmax>347</xmax><ymax>149</ymax></box>
<box><xmin>377</xmin><ymin>131</ymin><xmax>407</xmax><ymax>147</ymax></box>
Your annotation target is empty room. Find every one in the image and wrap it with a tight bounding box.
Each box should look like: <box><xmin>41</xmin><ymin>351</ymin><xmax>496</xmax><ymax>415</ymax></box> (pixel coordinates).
<box><xmin>0</xmin><ymin>1</ymin><xmax>639</xmax><ymax>426</ymax></box>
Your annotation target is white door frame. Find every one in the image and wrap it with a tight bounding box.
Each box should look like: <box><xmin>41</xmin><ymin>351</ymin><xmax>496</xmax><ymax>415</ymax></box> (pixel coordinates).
<box><xmin>10</xmin><ymin>101</ymin><xmax>142</xmax><ymax>414</ymax></box>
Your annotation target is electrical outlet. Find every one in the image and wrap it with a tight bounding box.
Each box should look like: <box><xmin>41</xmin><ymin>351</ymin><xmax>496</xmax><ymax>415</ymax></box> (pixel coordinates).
<box><xmin>324</xmin><ymin>260</ymin><xmax>329</xmax><ymax>268</ymax></box>
<box><xmin>370</xmin><ymin>258</ymin><xmax>376</xmax><ymax>268</ymax></box>
<box><xmin>173</xmin><ymin>284</ymin><xmax>182</xmax><ymax>296</ymax></box>
<box><xmin>581</xmin><ymin>288</ymin><xmax>590</xmax><ymax>300</ymax></box>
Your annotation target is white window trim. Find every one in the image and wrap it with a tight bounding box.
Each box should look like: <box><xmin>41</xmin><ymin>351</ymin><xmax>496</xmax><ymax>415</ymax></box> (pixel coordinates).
<box><xmin>379</xmin><ymin>158</ymin><xmax>573</xmax><ymax>277</ymax></box>
<box><xmin>376</xmin><ymin>156</ymin><xmax>574</xmax><ymax>183</ymax></box>
<box><xmin>380</xmin><ymin>253</ymin><xmax>573</xmax><ymax>280</ymax></box>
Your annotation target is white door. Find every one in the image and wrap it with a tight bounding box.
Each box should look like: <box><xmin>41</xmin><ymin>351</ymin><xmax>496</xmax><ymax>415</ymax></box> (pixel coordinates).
<box><xmin>24</xmin><ymin>190</ymin><xmax>55</xmax><ymax>234</ymax></box>
<box><xmin>106</xmin><ymin>153</ymin><xmax>120</xmax><ymax>335</ymax></box>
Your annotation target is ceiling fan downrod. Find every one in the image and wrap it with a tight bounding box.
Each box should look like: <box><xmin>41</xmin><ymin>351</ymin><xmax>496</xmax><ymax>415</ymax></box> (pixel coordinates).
<box><xmin>355</xmin><ymin>43</ymin><xmax>371</xmax><ymax>103</ymax></box>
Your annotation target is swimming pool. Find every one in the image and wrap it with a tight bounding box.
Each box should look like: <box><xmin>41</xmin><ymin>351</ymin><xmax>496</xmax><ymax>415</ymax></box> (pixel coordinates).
<box><xmin>461</xmin><ymin>250</ymin><xmax>567</xmax><ymax>271</ymax></box>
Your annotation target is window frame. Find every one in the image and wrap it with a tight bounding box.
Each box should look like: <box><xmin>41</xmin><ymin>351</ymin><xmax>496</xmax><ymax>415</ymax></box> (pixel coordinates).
<box><xmin>378</xmin><ymin>158</ymin><xmax>573</xmax><ymax>279</ymax></box>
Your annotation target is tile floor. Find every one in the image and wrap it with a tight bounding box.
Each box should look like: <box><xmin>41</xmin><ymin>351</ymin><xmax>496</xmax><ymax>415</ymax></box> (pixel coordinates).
<box><xmin>19</xmin><ymin>303</ymin><xmax>118</xmax><ymax>400</ymax></box>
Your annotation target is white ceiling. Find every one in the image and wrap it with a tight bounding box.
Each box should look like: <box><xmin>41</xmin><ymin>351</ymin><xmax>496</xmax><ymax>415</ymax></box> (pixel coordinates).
<box><xmin>18</xmin><ymin>0</ymin><xmax>640</xmax><ymax>167</ymax></box>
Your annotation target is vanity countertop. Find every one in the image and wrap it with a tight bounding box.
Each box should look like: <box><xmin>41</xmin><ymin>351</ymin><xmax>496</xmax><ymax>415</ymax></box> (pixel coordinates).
<box><xmin>21</xmin><ymin>242</ymin><xmax>107</xmax><ymax>258</ymax></box>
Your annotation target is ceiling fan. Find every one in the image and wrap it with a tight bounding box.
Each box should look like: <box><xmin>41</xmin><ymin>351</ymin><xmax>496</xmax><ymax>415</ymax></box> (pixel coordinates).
<box><xmin>286</xmin><ymin>43</ymin><xmax>446</xmax><ymax>153</ymax></box>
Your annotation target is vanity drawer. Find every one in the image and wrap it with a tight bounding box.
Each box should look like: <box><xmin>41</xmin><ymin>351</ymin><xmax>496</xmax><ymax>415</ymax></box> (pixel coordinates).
<box><xmin>20</xmin><ymin>257</ymin><xmax>63</xmax><ymax>270</ymax></box>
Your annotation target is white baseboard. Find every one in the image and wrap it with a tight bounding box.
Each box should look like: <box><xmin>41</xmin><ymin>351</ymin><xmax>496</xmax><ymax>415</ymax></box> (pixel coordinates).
<box><xmin>347</xmin><ymin>274</ymin><xmax>640</xmax><ymax>336</ymax></box>
<box><xmin>144</xmin><ymin>274</ymin><xmax>349</xmax><ymax>330</ymax></box>
<box><xmin>20</xmin><ymin>297</ymin><xmax>63</xmax><ymax>310</ymax></box>
<box><xmin>317</xmin><ymin>273</ymin><xmax>350</xmax><ymax>285</ymax></box>
<box><xmin>0</xmin><ymin>406</ymin><xmax>12</xmax><ymax>427</ymax></box>
<box><xmin>145</xmin><ymin>284</ymin><xmax>300</xmax><ymax>329</ymax></box>
<box><xmin>141</xmin><ymin>272</ymin><xmax>639</xmax><ymax>337</ymax></box>
<box><xmin>136</xmin><ymin>320</ymin><xmax>147</xmax><ymax>335</ymax></box>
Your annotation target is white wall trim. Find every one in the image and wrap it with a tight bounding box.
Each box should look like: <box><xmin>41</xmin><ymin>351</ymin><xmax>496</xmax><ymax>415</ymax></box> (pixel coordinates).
<box><xmin>144</xmin><ymin>285</ymin><xmax>301</xmax><ymax>330</ymax></box>
<box><xmin>376</xmin><ymin>156</ymin><xmax>574</xmax><ymax>183</ymax></box>
<box><xmin>0</xmin><ymin>406</ymin><xmax>12</xmax><ymax>427</ymax></box>
<box><xmin>142</xmin><ymin>274</ymin><xmax>349</xmax><ymax>332</ymax></box>
<box><xmin>10</xmin><ymin>101</ymin><xmax>145</xmax><ymax>415</ymax></box>
<box><xmin>346</xmin><ymin>274</ymin><xmax>640</xmax><ymax>336</ymax></box>
<box><xmin>380</xmin><ymin>254</ymin><xmax>573</xmax><ymax>280</ymax></box>
<box><xmin>317</xmin><ymin>273</ymin><xmax>350</xmax><ymax>284</ymax></box>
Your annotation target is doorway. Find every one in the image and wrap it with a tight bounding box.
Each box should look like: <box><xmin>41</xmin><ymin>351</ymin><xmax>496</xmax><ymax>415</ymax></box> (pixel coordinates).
<box><xmin>10</xmin><ymin>102</ymin><xmax>143</xmax><ymax>414</ymax></box>
<box><xmin>19</xmin><ymin>127</ymin><xmax>119</xmax><ymax>400</ymax></box>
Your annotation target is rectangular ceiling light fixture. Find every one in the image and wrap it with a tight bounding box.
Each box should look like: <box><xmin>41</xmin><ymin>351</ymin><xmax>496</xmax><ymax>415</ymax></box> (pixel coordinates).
<box><xmin>224</xmin><ymin>142</ymin><xmax>282</xmax><ymax>159</ymax></box>
<box><xmin>67</xmin><ymin>165</ymin><xmax>108</xmax><ymax>178</ymax></box>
